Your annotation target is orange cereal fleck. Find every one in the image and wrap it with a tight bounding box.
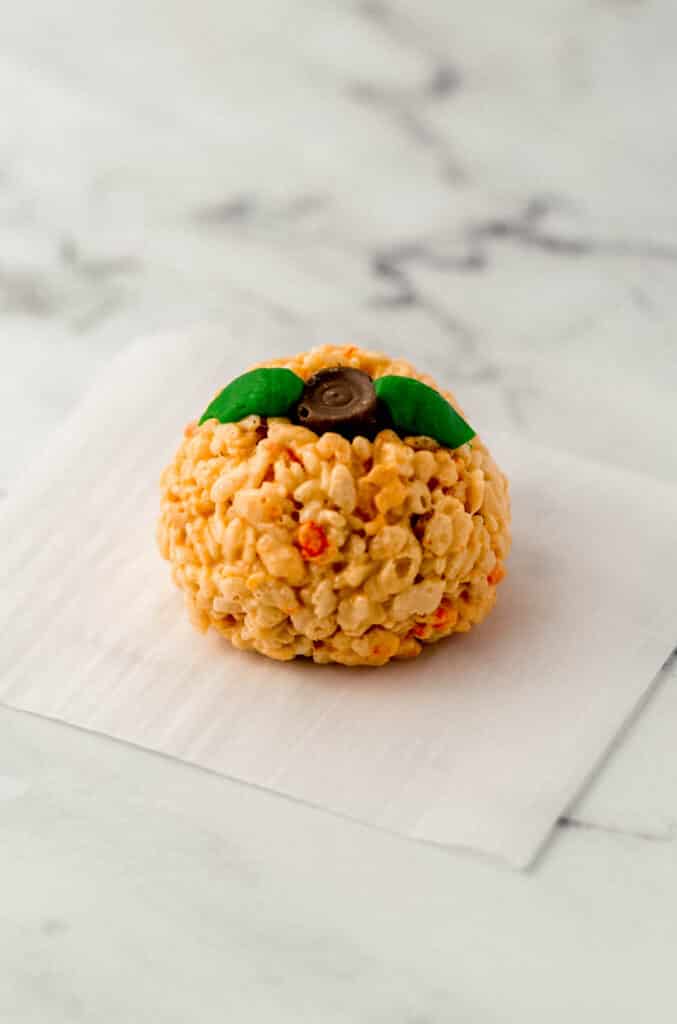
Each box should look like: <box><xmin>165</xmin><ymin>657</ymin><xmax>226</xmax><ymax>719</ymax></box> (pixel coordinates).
<box><xmin>432</xmin><ymin>602</ymin><xmax>458</xmax><ymax>629</ymax></box>
<box><xmin>297</xmin><ymin>521</ymin><xmax>329</xmax><ymax>559</ymax></box>
<box><xmin>285</xmin><ymin>447</ymin><xmax>303</xmax><ymax>465</ymax></box>
<box><xmin>487</xmin><ymin>564</ymin><xmax>506</xmax><ymax>586</ymax></box>
<box><xmin>184</xmin><ymin>420</ymin><xmax>198</xmax><ymax>438</ymax></box>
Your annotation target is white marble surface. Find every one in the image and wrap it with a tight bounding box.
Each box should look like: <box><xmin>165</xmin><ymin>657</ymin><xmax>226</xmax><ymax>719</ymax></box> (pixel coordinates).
<box><xmin>1</xmin><ymin>0</ymin><xmax>676</xmax><ymax>1019</ymax></box>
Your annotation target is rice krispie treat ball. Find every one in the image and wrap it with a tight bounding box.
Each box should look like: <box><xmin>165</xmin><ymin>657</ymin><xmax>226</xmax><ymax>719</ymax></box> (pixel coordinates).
<box><xmin>157</xmin><ymin>345</ymin><xmax>511</xmax><ymax>666</ymax></box>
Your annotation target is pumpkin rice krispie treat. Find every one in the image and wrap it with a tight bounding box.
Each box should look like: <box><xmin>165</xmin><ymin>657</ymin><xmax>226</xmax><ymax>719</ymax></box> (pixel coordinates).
<box><xmin>157</xmin><ymin>345</ymin><xmax>511</xmax><ymax>666</ymax></box>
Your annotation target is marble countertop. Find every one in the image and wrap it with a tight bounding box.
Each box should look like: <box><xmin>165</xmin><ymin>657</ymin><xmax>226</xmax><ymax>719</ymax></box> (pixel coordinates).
<box><xmin>1</xmin><ymin>1</ymin><xmax>676</xmax><ymax>1020</ymax></box>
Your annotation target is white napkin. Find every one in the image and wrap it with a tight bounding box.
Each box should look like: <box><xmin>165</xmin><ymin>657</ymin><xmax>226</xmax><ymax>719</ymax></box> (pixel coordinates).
<box><xmin>2</xmin><ymin>319</ymin><xmax>676</xmax><ymax>868</ymax></box>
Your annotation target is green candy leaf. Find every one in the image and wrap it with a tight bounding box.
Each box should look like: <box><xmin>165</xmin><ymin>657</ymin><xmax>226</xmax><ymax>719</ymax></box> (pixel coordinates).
<box><xmin>199</xmin><ymin>367</ymin><xmax>304</xmax><ymax>425</ymax></box>
<box><xmin>374</xmin><ymin>375</ymin><xmax>475</xmax><ymax>449</ymax></box>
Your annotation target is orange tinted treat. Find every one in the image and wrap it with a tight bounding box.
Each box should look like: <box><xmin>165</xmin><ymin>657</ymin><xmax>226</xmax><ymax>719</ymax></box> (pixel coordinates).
<box><xmin>158</xmin><ymin>344</ymin><xmax>511</xmax><ymax>666</ymax></box>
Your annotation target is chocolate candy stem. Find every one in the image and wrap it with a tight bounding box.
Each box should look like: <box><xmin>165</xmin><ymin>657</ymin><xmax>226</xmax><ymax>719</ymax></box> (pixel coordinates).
<box><xmin>293</xmin><ymin>367</ymin><xmax>384</xmax><ymax>439</ymax></box>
